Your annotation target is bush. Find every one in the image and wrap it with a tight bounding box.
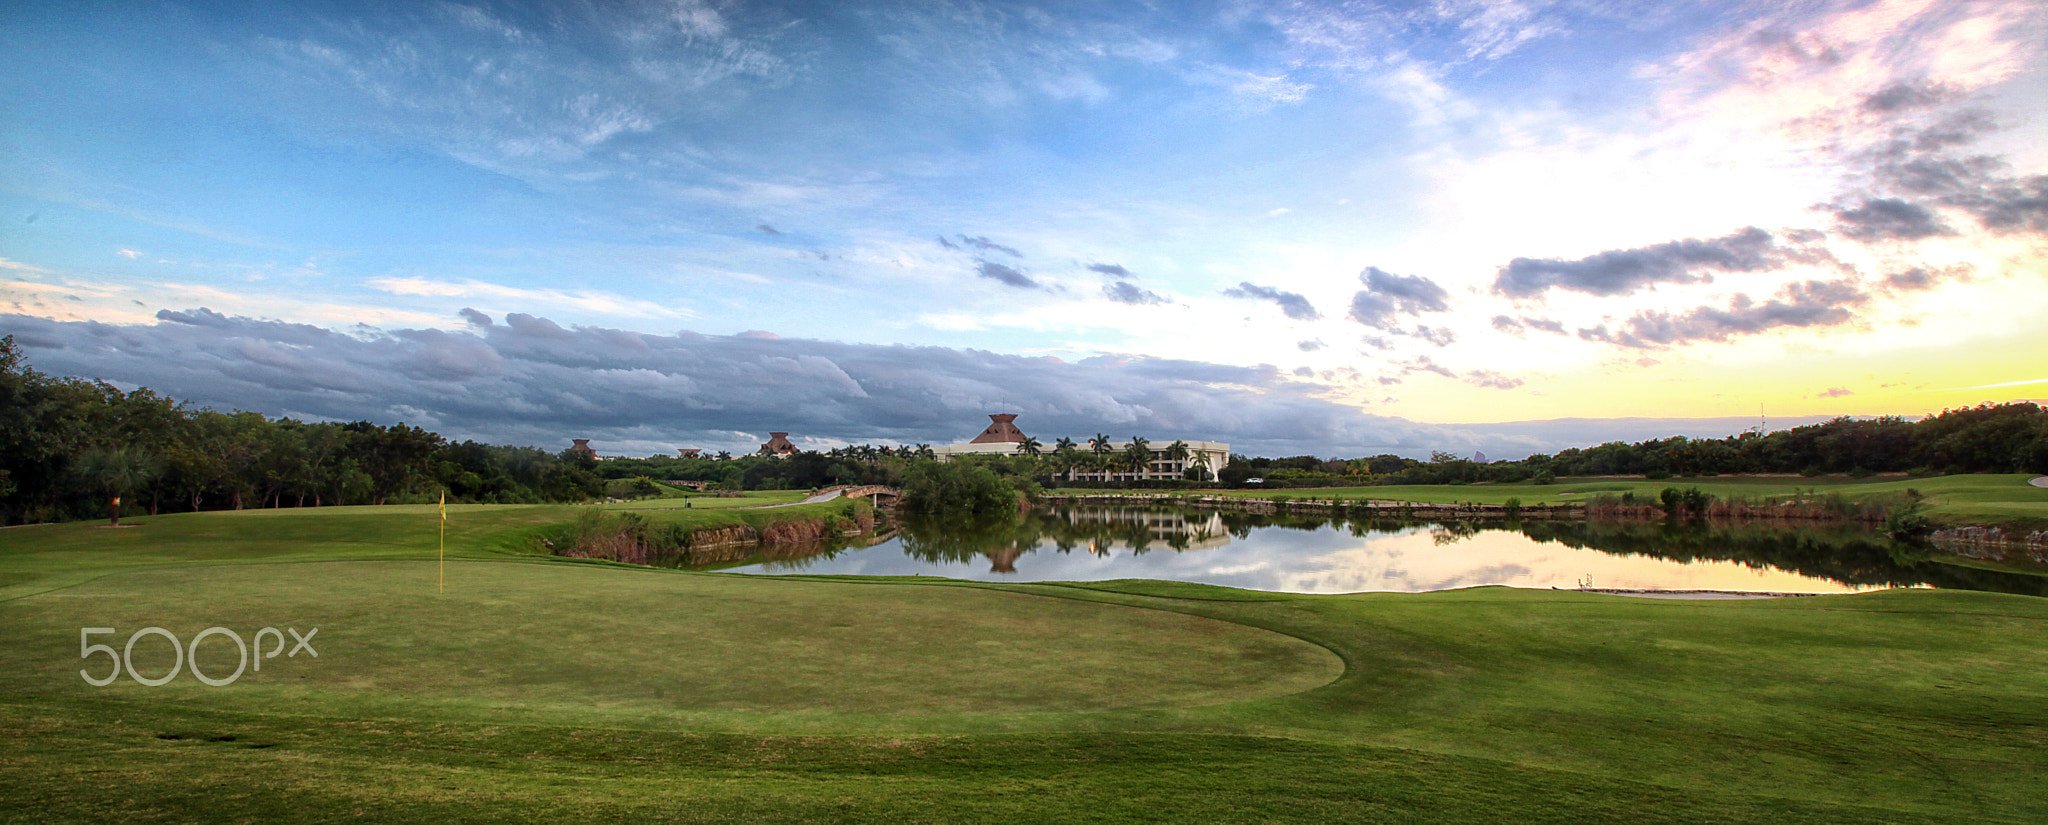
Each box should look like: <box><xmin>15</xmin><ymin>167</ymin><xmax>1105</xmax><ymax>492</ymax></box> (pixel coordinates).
<box><xmin>901</xmin><ymin>461</ymin><xmax>1019</xmax><ymax>515</ymax></box>
<box><xmin>1886</xmin><ymin>497</ymin><xmax>1934</xmax><ymax>539</ymax></box>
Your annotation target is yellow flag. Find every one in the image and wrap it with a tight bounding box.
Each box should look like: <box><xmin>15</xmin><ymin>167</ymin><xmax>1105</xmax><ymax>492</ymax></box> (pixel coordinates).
<box><xmin>439</xmin><ymin>490</ymin><xmax>447</xmax><ymax>522</ymax></box>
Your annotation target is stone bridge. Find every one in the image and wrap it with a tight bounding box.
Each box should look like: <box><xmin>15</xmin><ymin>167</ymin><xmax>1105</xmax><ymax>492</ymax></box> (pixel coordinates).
<box><xmin>837</xmin><ymin>485</ymin><xmax>902</xmax><ymax>507</ymax></box>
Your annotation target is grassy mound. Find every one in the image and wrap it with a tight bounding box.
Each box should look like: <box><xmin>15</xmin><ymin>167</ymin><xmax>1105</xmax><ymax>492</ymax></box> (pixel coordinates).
<box><xmin>0</xmin><ymin>561</ymin><xmax>1341</xmax><ymax>725</ymax></box>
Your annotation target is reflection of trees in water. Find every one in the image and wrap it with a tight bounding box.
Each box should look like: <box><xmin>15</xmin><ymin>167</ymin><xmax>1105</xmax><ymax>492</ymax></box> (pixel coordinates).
<box><xmin>1510</xmin><ymin>519</ymin><xmax>2048</xmax><ymax>596</ymax></box>
<box><xmin>895</xmin><ymin>507</ymin><xmax>1230</xmax><ymax>574</ymax></box>
<box><xmin>694</xmin><ymin>506</ymin><xmax>2048</xmax><ymax>595</ymax></box>
<box><xmin>659</xmin><ymin>532</ymin><xmax>891</xmax><ymax>573</ymax></box>
<box><xmin>1198</xmin><ymin>509</ymin><xmax>2046</xmax><ymax>595</ymax></box>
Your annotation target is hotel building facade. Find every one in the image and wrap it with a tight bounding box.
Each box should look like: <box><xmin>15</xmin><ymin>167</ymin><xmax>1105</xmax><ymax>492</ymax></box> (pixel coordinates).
<box><xmin>934</xmin><ymin>414</ymin><xmax>1230</xmax><ymax>483</ymax></box>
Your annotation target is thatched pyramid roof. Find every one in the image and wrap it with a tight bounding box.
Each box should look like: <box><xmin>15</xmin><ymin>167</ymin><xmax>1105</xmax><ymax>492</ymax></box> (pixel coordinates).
<box><xmin>968</xmin><ymin>414</ymin><xmax>1028</xmax><ymax>444</ymax></box>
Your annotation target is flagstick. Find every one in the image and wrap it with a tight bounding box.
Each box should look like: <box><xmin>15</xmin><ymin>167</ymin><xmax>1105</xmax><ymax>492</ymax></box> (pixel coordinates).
<box><xmin>439</xmin><ymin>491</ymin><xmax>446</xmax><ymax>594</ymax></box>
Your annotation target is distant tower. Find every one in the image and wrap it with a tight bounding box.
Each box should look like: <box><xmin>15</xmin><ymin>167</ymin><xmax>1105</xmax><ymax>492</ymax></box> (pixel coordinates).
<box><xmin>1473</xmin><ymin>450</ymin><xmax>1487</xmax><ymax>464</ymax></box>
<box><xmin>567</xmin><ymin>439</ymin><xmax>598</xmax><ymax>459</ymax></box>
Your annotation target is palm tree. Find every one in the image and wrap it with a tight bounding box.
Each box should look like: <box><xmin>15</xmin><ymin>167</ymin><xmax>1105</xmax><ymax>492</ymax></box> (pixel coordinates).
<box><xmin>73</xmin><ymin>446</ymin><xmax>162</xmax><ymax>526</ymax></box>
<box><xmin>1091</xmin><ymin>433</ymin><xmax>1113</xmax><ymax>456</ymax></box>
<box><xmin>1018</xmin><ymin>436</ymin><xmax>1043</xmax><ymax>457</ymax></box>
<box><xmin>914</xmin><ymin>443</ymin><xmax>935</xmax><ymax>459</ymax></box>
<box><xmin>1123</xmin><ymin>437</ymin><xmax>1152</xmax><ymax>479</ymax></box>
<box><xmin>1051</xmin><ymin>437</ymin><xmax>1079</xmax><ymax>481</ymax></box>
<box><xmin>1165</xmin><ymin>440</ymin><xmax>1191</xmax><ymax>478</ymax></box>
<box><xmin>715</xmin><ymin>450</ymin><xmax>732</xmax><ymax>461</ymax></box>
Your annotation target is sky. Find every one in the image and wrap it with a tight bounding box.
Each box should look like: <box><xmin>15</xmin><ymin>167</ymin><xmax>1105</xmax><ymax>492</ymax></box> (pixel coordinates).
<box><xmin>2</xmin><ymin>0</ymin><xmax>2044</xmax><ymax>459</ymax></box>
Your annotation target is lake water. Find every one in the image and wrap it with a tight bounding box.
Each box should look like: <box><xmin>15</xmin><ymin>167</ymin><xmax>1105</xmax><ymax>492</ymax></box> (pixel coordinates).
<box><xmin>704</xmin><ymin>505</ymin><xmax>2048</xmax><ymax>596</ymax></box>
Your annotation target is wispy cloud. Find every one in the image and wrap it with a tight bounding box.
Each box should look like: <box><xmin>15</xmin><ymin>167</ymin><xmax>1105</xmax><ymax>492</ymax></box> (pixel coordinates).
<box><xmin>1224</xmin><ymin>282</ymin><xmax>1318</xmax><ymax>320</ymax></box>
<box><xmin>365</xmin><ymin>277</ymin><xmax>693</xmax><ymax>319</ymax></box>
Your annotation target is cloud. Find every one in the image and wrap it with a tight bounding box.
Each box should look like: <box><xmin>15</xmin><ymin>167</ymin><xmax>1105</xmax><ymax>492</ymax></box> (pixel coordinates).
<box><xmin>1491</xmin><ymin>315</ymin><xmax>1567</xmax><ymax>336</ymax></box>
<box><xmin>1960</xmin><ymin>175</ymin><xmax>2048</xmax><ymax>234</ymax></box>
<box><xmin>1102</xmin><ymin>281</ymin><xmax>1168</xmax><ymax>305</ymax></box>
<box><xmin>1491</xmin><ymin>227</ymin><xmax>1789</xmax><ymax>299</ymax></box>
<box><xmin>1399</xmin><ymin>355</ymin><xmax>1457</xmax><ymax>379</ymax></box>
<box><xmin>1348</xmin><ymin>266</ymin><xmax>1450</xmax><ymax>330</ymax></box>
<box><xmin>155</xmin><ymin>307</ymin><xmax>236</xmax><ymax>328</ymax></box>
<box><xmin>1859</xmin><ymin>80</ymin><xmax>1956</xmax><ymax>114</ymax></box>
<box><xmin>1881</xmin><ymin>264</ymin><xmax>1971</xmax><ymax>292</ymax></box>
<box><xmin>1817</xmin><ymin>387</ymin><xmax>1854</xmax><ymax>398</ymax></box>
<box><xmin>1854</xmin><ymin>107</ymin><xmax>2047</xmax><ymax>236</ymax></box>
<box><xmin>976</xmin><ymin>261</ymin><xmax>1038</xmax><ymax>289</ymax></box>
<box><xmin>1410</xmin><ymin>325</ymin><xmax>1456</xmax><ymax>347</ymax></box>
<box><xmin>1462</xmin><ymin>370</ymin><xmax>1524</xmax><ymax>390</ymax></box>
<box><xmin>957</xmin><ymin>235</ymin><xmax>1023</xmax><ymax>257</ymax></box>
<box><xmin>936</xmin><ymin>235</ymin><xmax>960</xmax><ymax>250</ymax></box>
<box><xmin>1297</xmin><ymin>339</ymin><xmax>1325</xmax><ymax>352</ymax></box>
<box><xmin>3</xmin><ymin>309</ymin><xmax>1507</xmax><ymax>458</ymax></box>
<box><xmin>366</xmin><ymin>277</ymin><xmax>690</xmax><ymax>320</ymax></box>
<box><xmin>1087</xmin><ymin>263</ymin><xmax>1132</xmax><ymax>278</ymax></box>
<box><xmin>1580</xmin><ymin>278</ymin><xmax>1869</xmax><ymax>349</ymax></box>
<box><xmin>458</xmin><ymin>307</ymin><xmax>494</xmax><ymax>329</ymax></box>
<box><xmin>244</xmin><ymin>1</ymin><xmax>791</xmax><ymax>182</ymax></box>
<box><xmin>1223</xmin><ymin>282</ymin><xmax>1319</xmax><ymax>320</ymax></box>
<box><xmin>1830</xmin><ymin>197</ymin><xmax>1952</xmax><ymax>241</ymax></box>
<box><xmin>756</xmin><ymin>223</ymin><xmax>782</xmax><ymax>235</ymax></box>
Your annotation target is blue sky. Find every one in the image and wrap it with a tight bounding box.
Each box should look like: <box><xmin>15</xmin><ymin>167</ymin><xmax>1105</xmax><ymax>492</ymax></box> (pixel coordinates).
<box><xmin>4</xmin><ymin>0</ymin><xmax>2045</xmax><ymax>457</ymax></box>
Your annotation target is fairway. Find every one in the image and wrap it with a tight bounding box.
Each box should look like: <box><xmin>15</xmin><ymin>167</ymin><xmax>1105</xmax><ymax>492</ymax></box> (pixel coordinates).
<box><xmin>2</xmin><ymin>505</ymin><xmax>2046</xmax><ymax>822</ymax></box>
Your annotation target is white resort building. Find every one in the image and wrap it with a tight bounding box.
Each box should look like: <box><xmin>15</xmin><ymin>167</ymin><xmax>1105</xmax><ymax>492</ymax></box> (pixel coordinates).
<box><xmin>934</xmin><ymin>414</ymin><xmax>1230</xmax><ymax>482</ymax></box>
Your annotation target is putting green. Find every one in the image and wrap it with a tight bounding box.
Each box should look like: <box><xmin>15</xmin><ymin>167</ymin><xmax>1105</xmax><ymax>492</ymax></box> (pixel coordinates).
<box><xmin>0</xmin><ymin>560</ymin><xmax>1342</xmax><ymax>726</ymax></box>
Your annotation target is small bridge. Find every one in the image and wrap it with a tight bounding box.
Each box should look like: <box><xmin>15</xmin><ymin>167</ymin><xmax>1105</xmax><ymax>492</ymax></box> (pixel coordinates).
<box><xmin>837</xmin><ymin>485</ymin><xmax>902</xmax><ymax>508</ymax></box>
<box><xmin>750</xmin><ymin>486</ymin><xmax>906</xmax><ymax>510</ymax></box>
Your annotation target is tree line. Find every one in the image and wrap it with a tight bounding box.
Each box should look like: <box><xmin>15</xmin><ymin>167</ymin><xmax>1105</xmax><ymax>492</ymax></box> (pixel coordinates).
<box><xmin>1221</xmin><ymin>403</ymin><xmax>2048</xmax><ymax>488</ymax></box>
<box><xmin>1</xmin><ymin>337</ymin><xmax>606</xmax><ymax>525</ymax></box>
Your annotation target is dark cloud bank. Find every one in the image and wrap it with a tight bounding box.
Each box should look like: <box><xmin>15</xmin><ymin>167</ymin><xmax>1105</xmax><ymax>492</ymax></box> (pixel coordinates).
<box><xmin>3</xmin><ymin>309</ymin><xmax>1845</xmax><ymax>459</ymax></box>
<box><xmin>2</xmin><ymin>309</ymin><xmax>1471</xmax><ymax>457</ymax></box>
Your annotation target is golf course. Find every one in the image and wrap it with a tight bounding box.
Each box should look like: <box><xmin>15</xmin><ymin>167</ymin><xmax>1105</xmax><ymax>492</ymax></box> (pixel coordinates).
<box><xmin>2</xmin><ymin>490</ymin><xmax>2045</xmax><ymax>823</ymax></box>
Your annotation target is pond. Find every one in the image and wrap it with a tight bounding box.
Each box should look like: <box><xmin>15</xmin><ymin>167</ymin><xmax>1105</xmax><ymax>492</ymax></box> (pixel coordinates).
<box><xmin>698</xmin><ymin>505</ymin><xmax>2048</xmax><ymax>597</ymax></box>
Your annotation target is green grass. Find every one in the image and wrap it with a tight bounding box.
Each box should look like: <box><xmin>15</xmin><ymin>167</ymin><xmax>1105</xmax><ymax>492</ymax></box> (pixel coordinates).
<box><xmin>1062</xmin><ymin>473</ymin><xmax>2048</xmax><ymax>527</ymax></box>
<box><xmin>1</xmin><ymin>504</ymin><xmax>2045</xmax><ymax>822</ymax></box>
<box><xmin>626</xmin><ymin>489</ymin><xmax>813</xmax><ymax>508</ymax></box>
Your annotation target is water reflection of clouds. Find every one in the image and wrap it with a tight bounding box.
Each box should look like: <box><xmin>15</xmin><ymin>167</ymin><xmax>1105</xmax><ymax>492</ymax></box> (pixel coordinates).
<box><xmin>733</xmin><ymin>520</ymin><xmax>1873</xmax><ymax>595</ymax></box>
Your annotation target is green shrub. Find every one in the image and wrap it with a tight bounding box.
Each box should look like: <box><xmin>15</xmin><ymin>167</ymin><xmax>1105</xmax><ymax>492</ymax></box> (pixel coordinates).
<box><xmin>901</xmin><ymin>461</ymin><xmax>1019</xmax><ymax>515</ymax></box>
